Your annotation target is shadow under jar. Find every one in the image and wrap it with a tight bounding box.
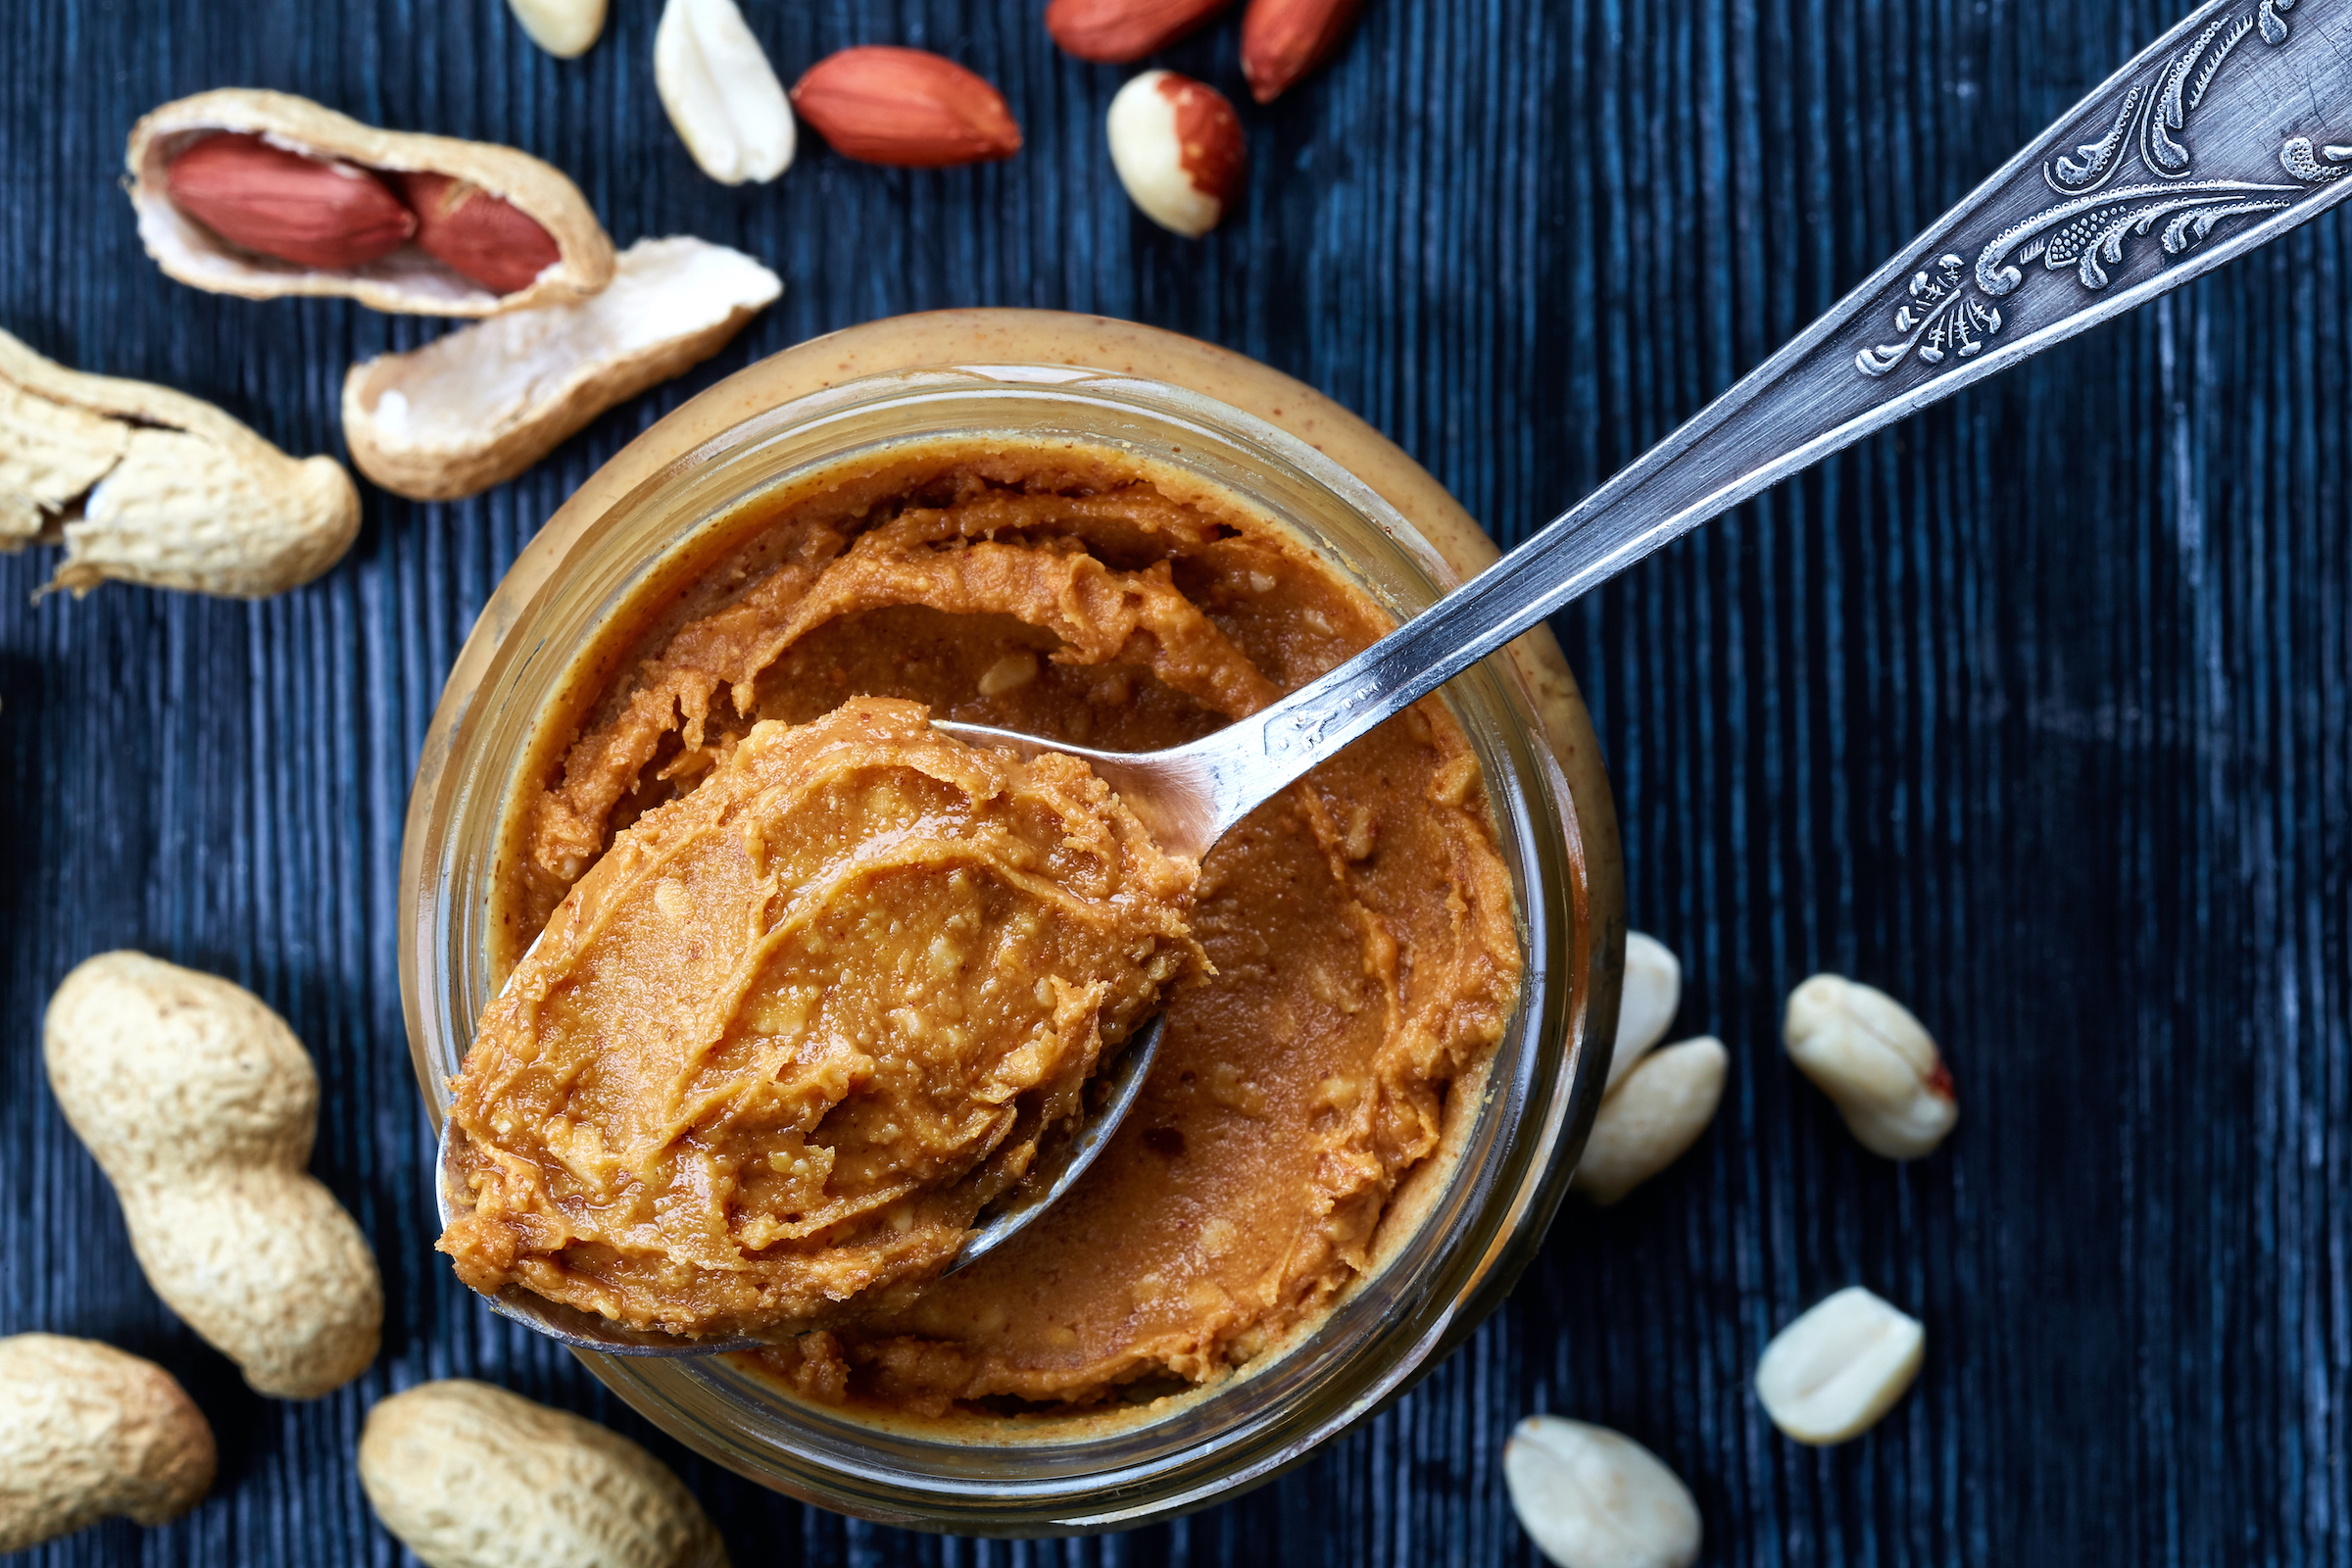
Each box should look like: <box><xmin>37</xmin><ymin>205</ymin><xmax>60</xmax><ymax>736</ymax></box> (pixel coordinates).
<box><xmin>399</xmin><ymin>312</ymin><xmax>1622</xmax><ymax>1535</ymax></box>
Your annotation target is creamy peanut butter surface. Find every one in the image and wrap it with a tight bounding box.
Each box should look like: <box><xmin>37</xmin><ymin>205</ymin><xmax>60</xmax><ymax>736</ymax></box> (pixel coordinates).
<box><xmin>470</xmin><ymin>440</ymin><xmax>1523</xmax><ymax>1415</ymax></box>
<box><xmin>442</xmin><ymin>698</ymin><xmax>1199</xmax><ymax>1338</ymax></box>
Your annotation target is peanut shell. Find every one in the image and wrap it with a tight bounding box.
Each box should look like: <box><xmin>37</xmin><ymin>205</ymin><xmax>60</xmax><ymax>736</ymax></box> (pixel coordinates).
<box><xmin>342</xmin><ymin>236</ymin><xmax>781</xmax><ymax>501</ymax></box>
<box><xmin>359</xmin><ymin>1381</ymin><xmax>730</xmax><ymax>1568</ymax></box>
<box><xmin>0</xmin><ymin>329</ymin><xmax>358</xmax><ymax>598</ymax></box>
<box><xmin>44</xmin><ymin>954</ymin><xmax>384</xmax><ymax>1397</ymax></box>
<box><xmin>127</xmin><ymin>88</ymin><xmax>615</xmax><ymax>317</ymax></box>
<box><xmin>0</xmin><ymin>1335</ymin><xmax>217</xmax><ymax>1554</ymax></box>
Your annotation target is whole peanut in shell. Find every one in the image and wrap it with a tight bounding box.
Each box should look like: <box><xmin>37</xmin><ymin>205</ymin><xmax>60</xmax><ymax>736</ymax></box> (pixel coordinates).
<box><xmin>359</xmin><ymin>1381</ymin><xmax>730</xmax><ymax>1568</ymax></box>
<box><xmin>165</xmin><ymin>133</ymin><xmax>416</xmax><ymax>269</ymax></box>
<box><xmin>0</xmin><ymin>1335</ymin><xmax>217</xmax><ymax>1554</ymax></box>
<box><xmin>43</xmin><ymin>953</ymin><xmax>383</xmax><ymax>1399</ymax></box>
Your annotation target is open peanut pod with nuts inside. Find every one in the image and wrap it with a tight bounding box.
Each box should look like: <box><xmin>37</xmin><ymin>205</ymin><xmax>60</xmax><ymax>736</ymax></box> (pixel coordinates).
<box><xmin>126</xmin><ymin>89</ymin><xmax>615</xmax><ymax>317</ymax></box>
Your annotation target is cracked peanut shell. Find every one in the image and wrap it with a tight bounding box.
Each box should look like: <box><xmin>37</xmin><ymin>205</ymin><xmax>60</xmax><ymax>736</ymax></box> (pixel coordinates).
<box><xmin>0</xmin><ymin>329</ymin><xmax>358</xmax><ymax>598</ymax></box>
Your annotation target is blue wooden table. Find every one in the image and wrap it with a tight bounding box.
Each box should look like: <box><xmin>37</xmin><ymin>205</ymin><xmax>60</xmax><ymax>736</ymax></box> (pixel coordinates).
<box><xmin>5</xmin><ymin>0</ymin><xmax>2349</xmax><ymax>1562</ymax></box>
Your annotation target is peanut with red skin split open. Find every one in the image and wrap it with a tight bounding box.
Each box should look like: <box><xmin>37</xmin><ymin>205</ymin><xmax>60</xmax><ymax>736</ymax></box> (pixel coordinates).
<box><xmin>1106</xmin><ymin>71</ymin><xmax>1247</xmax><ymax>238</ymax></box>
<box><xmin>128</xmin><ymin>89</ymin><xmax>615</xmax><ymax>316</ymax></box>
<box><xmin>166</xmin><ymin>133</ymin><xmax>416</xmax><ymax>270</ymax></box>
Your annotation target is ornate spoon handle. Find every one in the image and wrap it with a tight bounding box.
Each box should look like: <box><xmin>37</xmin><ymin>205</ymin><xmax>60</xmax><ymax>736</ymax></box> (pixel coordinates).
<box><xmin>1165</xmin><ymin>0</ymin><xmax>2352</xmax><ymax>848</ymax></box>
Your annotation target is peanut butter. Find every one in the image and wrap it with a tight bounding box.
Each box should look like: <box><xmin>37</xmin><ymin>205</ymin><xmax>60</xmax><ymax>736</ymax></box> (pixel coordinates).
<box><xmin>465</xmin><ymin>438</ymin><xmax>1522</xmax><ymax>1416</ymax></box>
<box><xmin>440</xmin><ymin>698</ymin><xmax>1199</xmax><ymax>1338</ymax></box>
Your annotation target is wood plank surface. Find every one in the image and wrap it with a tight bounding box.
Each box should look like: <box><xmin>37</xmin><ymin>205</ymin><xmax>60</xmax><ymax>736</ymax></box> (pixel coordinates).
<box><xmin>3</xmin><ymin>0</ymin><xmax>2348</xmax><ymax>1562</ymax></box>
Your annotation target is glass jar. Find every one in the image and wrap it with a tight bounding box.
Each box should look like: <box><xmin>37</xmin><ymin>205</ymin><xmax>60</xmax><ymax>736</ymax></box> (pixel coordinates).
<box><xmin>399</xmin><ymin>311</ymin><xmax>1623</xmax><ymax>1535</ymax></box>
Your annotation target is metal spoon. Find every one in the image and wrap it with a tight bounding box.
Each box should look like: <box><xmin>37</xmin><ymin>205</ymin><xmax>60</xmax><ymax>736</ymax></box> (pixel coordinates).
<box><xmin>450</xmin><ymin>0</ymin><xmax>2352</xmax><ymax>1353</ymax></box>
<box><xmin>950</xmin><ymin>0</ymin><xmax>2352</xmax><ymax>862</ymax></box>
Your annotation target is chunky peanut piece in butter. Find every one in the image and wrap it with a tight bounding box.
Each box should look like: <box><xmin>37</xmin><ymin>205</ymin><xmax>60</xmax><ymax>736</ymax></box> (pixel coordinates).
<box><xmin>439</xmin><ymin>696</ymin><xmax>1201</xmax><ymax>1340</ymax></box>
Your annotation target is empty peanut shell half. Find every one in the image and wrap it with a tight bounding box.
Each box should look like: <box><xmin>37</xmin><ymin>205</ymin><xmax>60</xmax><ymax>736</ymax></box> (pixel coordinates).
<box><xmin>0</xmin><ymin>329</ymin><xmax>358</xmax><ymax>598</ymax></box>
<box><xmin>127</xmin><ymin>88</ymin><xmax>615</xmax><ymax>316</ymax></box>
<box><xmin>342</xmin><ymin>237</ymin><xmax>782</xmax><ymax>501</ymax></box>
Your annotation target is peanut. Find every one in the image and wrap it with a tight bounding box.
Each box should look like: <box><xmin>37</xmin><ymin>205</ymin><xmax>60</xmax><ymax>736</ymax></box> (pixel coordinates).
<box><xmin>359</xmin><ymin>1381</ymin><xmax>731</xmax><ymax>1568</ymax></box>
<box><xmin>165</xmin><ymin>133</ymin><xmax>416</xmax><ymax>269</ymax></box>
<box><xmin>1241</xmin><ymin>0</ymin><xmax>1368</xmax><ymax>102</ymax></box>
<box><xmin>129</xmin><ymin>90</ymin><xmax>615</xmax><ymax>316</ymax></box>
<box><xmin>397</xmin><ymin>172</ymin><xmax>564</xmax><ymax>294</ymax></box>
<box><xmin>1047</xmin><ymin>0</ymin><xmax>1237</xmax><ymax>63</ymax></box>
<box><xmin>1782</xmin><ymin>973</ymin><xmax>1957</xmax><ymax>1158</ymax></box>
<box><xmin>0</xmin><ymin>1335</ymin><xmax>217</xmax><ymax>1554</ymax></box>
<box><xmin>43</xmin><ymin>954</ymin><xmax>383</xmax><ymax>1398</ymax></box>
<box><xmin>792</xmin><ymin>47</ymin><xmax>1022</xmax><ymax>168</ymax></box>
<box><xmin>1607</xmin><ymin>931</ymin><xmax>1682</xmax><ymax>1093</ymax></box>
<box><xmin>1106</xmin><ymin>72</ymin><xmax>1248</xmax><ymax>238</ymax></box>
<box><xmin>508</xmin><ymin>0</ymin><xmax>606</xmax><ymax>57</ymax></box>
<box><xmin>653</xmin><ymin>0</ymin><xmax>796</xmax><ymax>185</ymax></box>
<box><xmin>1503</xmin><ymin>1415</ymin><xmax>1701</xmax><ymax>1568</ymax></box>
<box><xmin>0</xmin><ymin>328</ymin><xmax>359</xmax><ymax>598</ymax></box>
<box><xmin>1573</xmin><ymin>1036</ymin><xmax>1728</xmax><ymax>1204</ymax></box>
<box><xmin>1753</xmin><ymin>1286</ymin><xmax>1925</xmax><ymax>1445</ymax></box>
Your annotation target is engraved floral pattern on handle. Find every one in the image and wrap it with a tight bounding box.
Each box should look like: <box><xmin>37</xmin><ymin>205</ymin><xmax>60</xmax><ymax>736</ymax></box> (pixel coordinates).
<box><xmin>1855</xmin><ymin>0</ymin><xmax>2345</xmax><ymax>378</ymax></box>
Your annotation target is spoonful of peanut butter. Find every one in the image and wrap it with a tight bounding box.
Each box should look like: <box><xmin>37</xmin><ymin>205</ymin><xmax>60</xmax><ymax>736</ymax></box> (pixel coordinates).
<box><xmin>436</xmin><ymin>696</ymin><xmax>1201</xmax><ymax>1352</ymax></box>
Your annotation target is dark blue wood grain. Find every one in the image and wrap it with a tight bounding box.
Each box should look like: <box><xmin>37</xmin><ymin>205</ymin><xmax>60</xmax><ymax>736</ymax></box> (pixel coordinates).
<box><xmin>4</xmin><ymin>0</ymin><xmax>2348</xmax><ymax>1562</ymax></box>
